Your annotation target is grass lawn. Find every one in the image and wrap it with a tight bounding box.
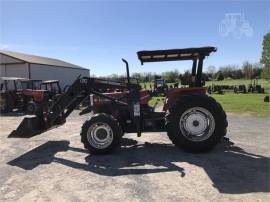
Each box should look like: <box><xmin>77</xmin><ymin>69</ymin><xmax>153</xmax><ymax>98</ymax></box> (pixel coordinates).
<box><xmin>148</xmin><ymin>96</ymin><xmax>165</xmax><ymax>107</ymax></box>
<box><xmin>206</xmin><ymin>78</ymin><xmax>269</xmax><ymax>86</ymax></box>
<box><xmin>148</xmin><ymin>93</ymin><xmax>270</xmax><ymax>117</ymax></box>
<box><xmin>140</xmin><ymin>82</ymin><xmax>176</xmax><ymax>90</ymax></box>
<box><xmin>140</xmin><ymin>82</ymin><xmax>153</xmax><ymax>90</ymax></box>
<box><xmin>209</xmin><ymin>93</ymin><xmax>270</xmax><ymax>117</ymax></box>
<box><xmin>143</xmin><ymin>79</ymin><xmax>270</xmax><ymax>116</ymax></box>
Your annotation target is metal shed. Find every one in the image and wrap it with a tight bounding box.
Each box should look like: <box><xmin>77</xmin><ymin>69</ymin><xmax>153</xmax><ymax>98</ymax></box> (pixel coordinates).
<box><xmin>0</xmin><ymin>50</ymin><xmax>90</xmax><ymax>88</ymax></box>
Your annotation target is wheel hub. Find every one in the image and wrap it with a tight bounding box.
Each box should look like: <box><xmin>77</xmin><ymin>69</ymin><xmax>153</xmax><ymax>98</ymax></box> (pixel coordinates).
<box><xmin>193</xmin><ymin>120</ymin><xmax>199</xmax><ymax>127</ymax></box>
<box><xmin>87</xmin><ymin>122</ymin><xmax>113</xmax><ymax>149</ymax></box>
<box><xmin>96</xmin><ymin>128</ymin><xmax>108</xmax><ymax>140</ymax></box>
<box><xmin>179</xmin><ymin>107</ymin><xmax>215</xmax><ymax>142</ymax></box>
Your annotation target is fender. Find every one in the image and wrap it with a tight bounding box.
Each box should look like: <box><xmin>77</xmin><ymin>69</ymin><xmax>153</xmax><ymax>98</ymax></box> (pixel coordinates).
<box><xmin>163</xmin><ymin>87</ymin><xmax>206</xmax><ymax>111</ymax></box>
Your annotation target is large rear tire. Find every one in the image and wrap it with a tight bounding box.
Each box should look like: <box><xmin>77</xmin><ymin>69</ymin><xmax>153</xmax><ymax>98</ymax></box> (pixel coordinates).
<box><xmin>0</xmin><ymin>94</ymin><xmax>13</xmax><ymax>113</ymax></box>
<box><xmin>165</xmin><ymin>94</ymin><xmax>227</xmax><ymax>152</ymax></box>
<box><xmin>80</xmin><ymin>113</ymin><xmax>122</xmax><ymax>154</ymax></box>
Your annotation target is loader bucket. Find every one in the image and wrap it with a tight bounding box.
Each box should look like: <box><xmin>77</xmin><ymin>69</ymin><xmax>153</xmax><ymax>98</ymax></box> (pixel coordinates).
<box><xmin>8</xmin><ymin>116</ymin><xmax>46</xmax><ymax>138</ymax></box>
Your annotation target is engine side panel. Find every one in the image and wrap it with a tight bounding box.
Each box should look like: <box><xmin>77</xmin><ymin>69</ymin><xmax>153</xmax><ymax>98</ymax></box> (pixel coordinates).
<box><xmin>92</xmin><ymin>90</ymin><xmax>151</xmax><ymax>108</ymax></box>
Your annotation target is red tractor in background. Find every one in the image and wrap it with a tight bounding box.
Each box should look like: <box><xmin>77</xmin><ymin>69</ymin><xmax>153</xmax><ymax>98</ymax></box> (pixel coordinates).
<box><xmin>0</xmin><ymin>78</ymin><xmax>66</xmax><ymax>114</ymax></box>
<box><xmin>0</xmin><ymin>77</ymin><xmax>48</xmax><ymax>114</ymax></box>
<box><xmin>10</xmin><ymin>46</ymin><xmax>228</xmax><ymax>156</ymax></box>
<box><xmin>41</xmin><ymin>80</ymin><xmax>62</xmax><ymax>96</ymax></box>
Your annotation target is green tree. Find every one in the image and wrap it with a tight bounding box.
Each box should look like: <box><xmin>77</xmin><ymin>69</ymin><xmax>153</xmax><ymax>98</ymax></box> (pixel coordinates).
<box><xmin>207</xmin><ymin>65</ymin><xmax>216</xmax><ymax>79</ymax></box>
<box><xmin>109</xmin><ymin>74</ymin><xmax>119</xmax><ymax>80</ymax></box>
<box><xmin>180</xmin><ymin>70</ymin><xmax>191</xmax><ymax>85</ymax></box>
<box><xmin>142</xmin><ymin>72</ymin><xmax>154</xmax><ymax>82</ymax></box>
<box><xmin>260</xmin><ymin>32</ymin><xmax>270</xmax><ymax>79</ymax></box>
<box><xmin>132</xmin><ymin>73</ymin><xmax>143</xmax><ymax>82</ymax></box>
<box><xmin>161</xmin><ymin>69</ymin><xmax>179</xmax><ymax>82</ymax></box>
<box><xmin>261</xmin><ymin>66</ymin><xmax>270</xmax><ymax>79</ymax></box>
<box><xmin>251</xmin><ymin>63</ymin><xmax>263</xmax><ymax>79</ymax></box>
<box><xmin>216</xmin><ymin>71</ymin><xmax>224</xmax><ymax>81</ymax></box>
<box><xmin>242</xmin><ymin>61</ymin><xmax>253</xmax><ymax>79</ymax></box>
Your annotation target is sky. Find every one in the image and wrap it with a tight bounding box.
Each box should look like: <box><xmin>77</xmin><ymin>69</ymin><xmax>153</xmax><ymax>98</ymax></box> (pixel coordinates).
<box><xmin>0</xmin><ymin>0</ymin><xmax>269</xmax><ymax>76</ymax></box>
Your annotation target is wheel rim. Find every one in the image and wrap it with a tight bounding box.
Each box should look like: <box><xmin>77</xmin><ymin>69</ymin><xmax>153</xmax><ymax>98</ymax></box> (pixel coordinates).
<box><xmin>0</xmin><ymin>97</ymin><xmax>7</xmax><ymax>111</ymax></box>
<box><xmin>87</xmin><ymin>122</ymin><xmax>114</xmax><ymax>149</ymax></box>
<box><xmin>179</xmin><ymin>107</ymin><xmax>215</xmax><ymax>142</ymax></box>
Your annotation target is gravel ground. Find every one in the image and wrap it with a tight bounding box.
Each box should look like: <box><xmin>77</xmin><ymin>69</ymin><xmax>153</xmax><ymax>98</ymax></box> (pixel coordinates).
<box><xmin>0</xmin><ymin>111</ymin><xmax>269</xmax><ymax>202</ymax></box>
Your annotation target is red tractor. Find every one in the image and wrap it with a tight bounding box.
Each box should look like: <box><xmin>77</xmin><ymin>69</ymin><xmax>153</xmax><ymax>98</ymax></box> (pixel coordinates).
<box><xmin>41</xmin><ymin>80</ymin><xmax>62</xmax><ymax>97</ymax></box>
<box><xmin>10</xmin><ymin>47</ymin><xmax>228</xmax><ymax>155</ymax></box>
<box><xmin>0</xmin><ymin>77</ymin><xmax>48</xmax><ymax>114</ymax></box>
<box><xmin>22</xmin><ymin>80</ymin><xmax>65</xmax><ymax>114</ymax></box>
<box><xmin>0</xmin><ymin>77</ymin><xmax>26</xmax><ymax>113</ymax></box>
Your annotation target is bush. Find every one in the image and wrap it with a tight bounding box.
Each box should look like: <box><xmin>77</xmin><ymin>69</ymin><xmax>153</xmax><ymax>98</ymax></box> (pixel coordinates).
<box><xmin>216</xmin><ymin>72</ymin><xmax>224</xmax><ymax>81</ymax></box>
<box><xmin>180</xmin><ymin>71</ymin><xmax>191</xmax><ymax>85</ymax></box>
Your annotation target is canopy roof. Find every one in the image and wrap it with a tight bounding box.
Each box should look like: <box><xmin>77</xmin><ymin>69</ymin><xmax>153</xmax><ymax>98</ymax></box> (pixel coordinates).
<box><xmin>137</xmin><ymin>46</ymin><xmax>217</xmax><ymax>64</ymax></box>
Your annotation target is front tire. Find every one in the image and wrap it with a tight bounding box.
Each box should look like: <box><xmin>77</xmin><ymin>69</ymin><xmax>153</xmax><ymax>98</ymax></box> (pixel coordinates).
<box><xmin>165</xmin><ymin>94</ymin><xmax>227</xmax><ymax>152</ymax></box>
<box><xmin>26</xmin><ymin>101</ymin><xmax>37</xmax><ymax>114</ymax></box>
<box><xmin>80</xmin><ymin>113</ymin><xmax>122</xmax><ymax>154</ymax></box>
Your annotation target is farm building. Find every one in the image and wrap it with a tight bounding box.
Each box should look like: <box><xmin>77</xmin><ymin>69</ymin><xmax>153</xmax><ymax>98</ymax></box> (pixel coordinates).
<box><xmin>0</xmin><ymin>50</ymin><xmax>89</xmax><ymax>88</ymax></box>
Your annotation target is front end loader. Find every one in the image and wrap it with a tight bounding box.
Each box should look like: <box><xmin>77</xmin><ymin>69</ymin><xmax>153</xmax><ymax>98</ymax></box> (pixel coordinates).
<box><xmin>9</xmin><ymin>46</ymin><xmax>228</xmax><ymax>154</ymax></box>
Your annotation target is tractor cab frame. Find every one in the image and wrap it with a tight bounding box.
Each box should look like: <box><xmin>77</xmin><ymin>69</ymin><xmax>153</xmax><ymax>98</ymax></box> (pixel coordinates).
<box><xmin>0</xmin><ymin>77</ymin><xmax>29</xmax><ymax>91</ymax></box>
<box><xmin>21</xmin><ymin>79</ymin><xmax>42</xmax><ymax>90</ymax></box>
<box><xmin>41</xmin><ymin>80</ymin><xmax>62</xmax><ymax>99</ymax></box>
<box><xmin>0</xmin><ymin>77</ymin><xmax>29</xmax><ymax>113</ymax></box>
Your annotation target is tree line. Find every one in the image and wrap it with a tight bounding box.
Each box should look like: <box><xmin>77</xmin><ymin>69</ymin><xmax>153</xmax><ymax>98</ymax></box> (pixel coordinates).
<box><xmin>99</xmin><ymin>61</ymin><xmax>268</xmax><ymax>83</ymax></box>
<box><xmin>206</xmin><ymin>61</ymin><xmax>268</xmax><ymax>81</ymax></box>
<box><xmin>98</xmin><ymin>70</ymin><xmax>181</xmax><ymax>83</ymax></box>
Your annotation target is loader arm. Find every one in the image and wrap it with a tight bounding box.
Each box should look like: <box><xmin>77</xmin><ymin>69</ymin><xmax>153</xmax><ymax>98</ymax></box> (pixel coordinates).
<box><xmin>9</xmin><ymin>77</ymin><xmax>141</xmax><ymax>138</ymax></box>
<box><xmin>48</xmin><ymin>77</ymin><xmax>135</xmax><ymax>124</ymax></box>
